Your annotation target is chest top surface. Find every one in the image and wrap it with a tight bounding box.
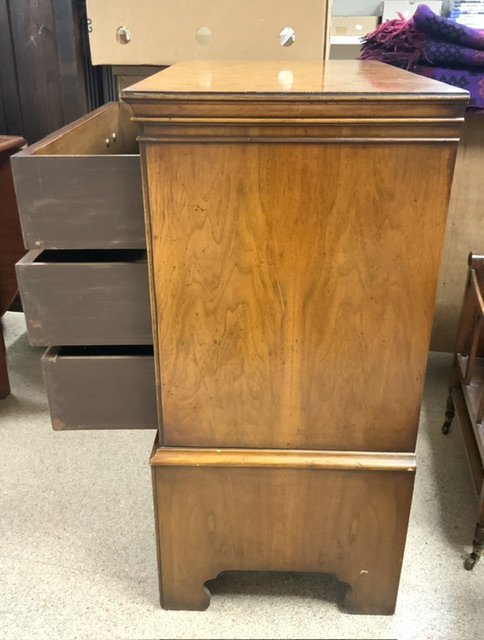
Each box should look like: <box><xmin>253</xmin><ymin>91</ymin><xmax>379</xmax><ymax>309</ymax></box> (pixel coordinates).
<box><xmin>121</xmin><ymin>60</ymin><xmax>468</xmax><ymax>124</ymax></box>
<box><xmin>122</xmin><ymin>59</ymin><xmax>468</xmax><ymax>101</ymax></box>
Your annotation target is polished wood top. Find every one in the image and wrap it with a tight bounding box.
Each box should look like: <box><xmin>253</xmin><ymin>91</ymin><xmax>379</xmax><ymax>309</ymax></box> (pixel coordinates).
<box><xmin>122</xmin><ymin>59</ymin><xmax>469</xmax><ymax>101</ymax></box>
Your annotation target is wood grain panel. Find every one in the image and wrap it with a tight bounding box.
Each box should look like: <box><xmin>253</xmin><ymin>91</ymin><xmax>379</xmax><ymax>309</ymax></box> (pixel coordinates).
<box><xmin>0</xmin><ymin>0</ymin><xmax>23</xmax><ymax>135</ymax></box>
<box><xmin>431</xmin><ymin>113</ymin><xmax>484</xmax><ymax>352</ymax></box>
<box><xmin>125</xmin><ymin>59</ymin><xmax>466</xmax><ymax>101</ymax></box>
<box><xmin>51</xmin><ymin>0</ymin><xmax>88</xmax><ymax>124</ymax></box>
<box><xmin>145</xmin><ymin>141</ymin><xmax>456</xmax><ymax>452</ymax></box>
<box><xmin>0</xmin><ymin>1</ymin><xmax>105</xmax><ymax>143</ymax></box>
<box><xmin>9</xmin><ymin>0</ymin><xmax>64</xmax><ymax>143</ymax></box>
<box><xmin>151</xmin><ymin>446</ymin><xmax>416</xmax><ymax>471</ymax></box>
<box><xmin>152</xmin><ymin>456</ymin><xmax>415</xmax><ymax>613</ymax></box>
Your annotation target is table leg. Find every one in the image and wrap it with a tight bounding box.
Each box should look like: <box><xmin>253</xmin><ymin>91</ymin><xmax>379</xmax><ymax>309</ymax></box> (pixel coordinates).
<box><xmin>0</xmin><ymin>320</ymin><xmax>10</xmax><ymax>399</ymax></box>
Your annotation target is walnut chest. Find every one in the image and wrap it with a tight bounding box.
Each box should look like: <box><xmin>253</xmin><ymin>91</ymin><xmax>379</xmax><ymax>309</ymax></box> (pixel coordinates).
<box><xmin>122</xmin><ymin>60</ymin><xmax>468</xmax><ymax>614</ymax></box>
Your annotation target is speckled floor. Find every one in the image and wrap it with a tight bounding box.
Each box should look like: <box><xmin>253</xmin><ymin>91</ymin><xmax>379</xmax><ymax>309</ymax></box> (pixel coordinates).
<box><xmin>0</xmin><ymin>311</ymin><xmax>482</xmax><ymax>640</ymax></box>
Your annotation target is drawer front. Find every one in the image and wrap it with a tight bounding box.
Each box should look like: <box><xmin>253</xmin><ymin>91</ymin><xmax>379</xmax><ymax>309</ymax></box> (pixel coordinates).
<box><xmin>12</xmin><ymin>155</ymin><xmax>144</xmax><ymax>249</ymax></box>
<box><xmin>11</xmin><ymin>103</ymin><xmax>144</xmax><ymax>250</ymax></box>
<box><xmin>42</xmin><ymin>345</ymin><xmax>157</xmax><ymax>430</ymax></box>
<box><xmin>16</xmin><ymin>249</ymin><xmax>152</xmax><ymax>346</ymax></box>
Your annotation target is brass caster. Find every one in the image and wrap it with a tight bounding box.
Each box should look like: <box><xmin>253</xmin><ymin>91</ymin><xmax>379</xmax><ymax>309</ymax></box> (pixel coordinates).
<box><xmin>442</xmin><ymin>420</ymin><xmax>452</xmax><ymax>435</ymax></box>
<box><xmin>464</xmin><ymin>552</ymin><xmax>480</xmax><ymax>570</ymax></box>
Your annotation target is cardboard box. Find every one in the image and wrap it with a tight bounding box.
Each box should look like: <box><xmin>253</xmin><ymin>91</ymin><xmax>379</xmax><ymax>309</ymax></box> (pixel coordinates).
<box><xmin>331</xmin><ymin>16</ymin><xmax>379</xmax><ymax>37</ymax></box>
<box><xmin>85</xmin><ymin>0</ymin><xmax>330</xmax><ymax>66</ymax></box>
<box><xmin>382</xmin><ymin>1</ymin><xmax>443</xmax><ymax>22</ymax></box>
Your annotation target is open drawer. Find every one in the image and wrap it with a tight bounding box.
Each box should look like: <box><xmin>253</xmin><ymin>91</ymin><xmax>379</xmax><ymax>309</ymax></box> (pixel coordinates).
<box><xmin>11</xmin><ymin>102</ymin><xmax>144</xmax><ymax>250</ymax></box>
<box><xmin>16</xmin><ymin>249</ymin><xmax>152</xmax><ymax>346</ymax></box>
<box><xmin>42</xmin><ymin>345</ymin><xmax>157</xmax><ymax>430</ymax></box>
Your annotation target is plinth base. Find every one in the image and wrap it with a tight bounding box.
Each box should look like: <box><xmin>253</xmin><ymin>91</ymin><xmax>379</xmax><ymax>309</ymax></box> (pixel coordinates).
<box><xmin>151</xmin><ymin>445</ymin><xmax>415</xmax><ymax>614</ymax></box>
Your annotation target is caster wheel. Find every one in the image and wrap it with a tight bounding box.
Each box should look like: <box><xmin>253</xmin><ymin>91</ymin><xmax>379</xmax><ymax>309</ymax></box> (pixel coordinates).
<box><xmin>464</xmin><ymin>553</ymin><xmax>479</xmax><ymax>570</ymax></box>
<box><xmin>442</xmin><ymin>421</ymin><xmax>451</xmax><ymax>435</ymax></box>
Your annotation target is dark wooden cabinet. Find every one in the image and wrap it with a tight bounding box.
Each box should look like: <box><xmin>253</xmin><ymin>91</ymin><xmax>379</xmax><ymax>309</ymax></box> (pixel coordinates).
<box><xmin>0</xmin><ymin>0</ymin><xmax>115</xmax><ymax>144</ymax></box>
<box><xmin>122</xmin><ymin>59</ymin><xmax>468</xmax><ymax>614</ymax></box>
<box><xmin>0</xmin><ymin>135</ymin><xmax>26</xmax><ymax>398</ymax></box>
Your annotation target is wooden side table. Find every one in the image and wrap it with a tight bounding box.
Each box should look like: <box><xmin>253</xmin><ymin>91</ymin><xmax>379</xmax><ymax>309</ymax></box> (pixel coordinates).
<box><xmin>0</xmin><ymin>135</ymin><xmax>26</xmax><ymax>398</ymax></box>
<box><xmin>122</xmin><ymin>60</ymin><xmax>468</xmax><ymax>614</ymax></box>
<box><xmin>441</xmin><ymin>253</ymin><xmax>484</xmax><ymax>571</ymax></box>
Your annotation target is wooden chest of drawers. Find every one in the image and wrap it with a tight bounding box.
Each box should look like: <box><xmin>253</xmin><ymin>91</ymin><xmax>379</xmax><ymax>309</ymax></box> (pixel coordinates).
<box><xmin>122</xmin><ymin>59</ymin><xmax>468</xmax><ymax>614</ymax></box>
<box><xmin>10</xmin><ymin>60</ymin><xmax>468</xmax><ymax>614</ymax></box>
<box><xmin>12</xmin><ymin>103</ymin><xmax>156</xmax><ymax>429</ymax></box>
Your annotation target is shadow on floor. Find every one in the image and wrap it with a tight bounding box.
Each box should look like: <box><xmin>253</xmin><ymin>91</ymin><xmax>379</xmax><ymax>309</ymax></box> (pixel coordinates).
<box><xmin>206</xmin><ymin>570</ymin><xmax>350</xmax><ymax>611</ymax></box>
<box><xmin>420</xmin><ymin>352</ymin><xmax>478</xmax><ymax>558</ymax></box>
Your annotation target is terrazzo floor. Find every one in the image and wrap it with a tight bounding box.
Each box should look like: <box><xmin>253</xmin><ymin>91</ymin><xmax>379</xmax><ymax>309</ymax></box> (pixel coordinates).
<box><xmin>0</xmin><ymin>311</ymin><xmax>482</xmax><ymax>640</ymax></box>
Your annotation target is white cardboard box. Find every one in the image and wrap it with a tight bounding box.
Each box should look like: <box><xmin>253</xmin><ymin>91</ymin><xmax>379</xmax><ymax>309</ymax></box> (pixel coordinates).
<box><xmin>85</xmin><ymin>0</ymin><xmax>330</xmax><ymax>66</ymax></box>
<box><xmin>382</xmin><ymin>1</ymin><xmax>443</xmax><ymax>21</ymax></box>
<box><xmin>331</xmin><ymin>16</ymin><xmax>379</xmax><ymax>37</ymax></box>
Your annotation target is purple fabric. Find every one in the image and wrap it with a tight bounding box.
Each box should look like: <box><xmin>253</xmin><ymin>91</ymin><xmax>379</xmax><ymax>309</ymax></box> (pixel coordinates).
<box><xmin>424</xmin><ymin>39</ymin><xmax>484</xmax><ymax>67</ymax></box>
<box><xmin>359</xmin><ymin>20</ymin><xmax>429</xmax><ymax>69</ymax></box>
<box><xmin>359</xmin><ymin>4</ymin><xmax>484</xmax><ymax>108</ymax></box>
<box><xmin>414</xmin><ymin>65</ymin><xmax>484</xmax><ymax>108</ymax></box>
<box><xmin>412</xmin><ymin>4</ymin><xmax>484</xmax><ymax>50</ymax></box>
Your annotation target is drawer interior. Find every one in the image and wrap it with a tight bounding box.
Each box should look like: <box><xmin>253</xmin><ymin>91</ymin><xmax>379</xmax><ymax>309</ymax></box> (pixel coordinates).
<box><xmin>54</xmin><ymin>345</ymin><xmax>154</xmax><ymax>357</ymax></box>
<box><xmin>32</xmin><ymin>249</ymin><xmax>147</xmax><ymax>264</ymax></box>
<box><xmin>27</xmin><ymin>102</ymin><xmax>138</xmax><ymax>156</ymax></box>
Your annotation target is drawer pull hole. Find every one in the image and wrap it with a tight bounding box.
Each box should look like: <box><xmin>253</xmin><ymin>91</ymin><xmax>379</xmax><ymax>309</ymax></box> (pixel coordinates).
<box><xmin>279</xmin><ymin>27</ymin><xmax>296</xmax><ymax>47</ymax></box>
<box><xmin>196</xmin><ymin>26</ymin><xmax>212</xmax><ymax>46</ymax></box>
<box><xmin>116</xmin><ymin>26</ymin><xmax>131</xmax><ymax>44</ymax></box>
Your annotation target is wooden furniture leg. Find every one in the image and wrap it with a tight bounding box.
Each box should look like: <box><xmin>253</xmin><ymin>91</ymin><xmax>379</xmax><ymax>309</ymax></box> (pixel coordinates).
<box><xmin>464</xmin><ymin>488</ymin><xmax>484</xmax><ymax>570</ymax></box>
<box><xmin>442</xmin><ymin>389</ymin><xmax>456</xmax><ymax>435</ymax></box>
<box><xmin>0</xmin><ymin>321</ymin><xmax>10</xmax><ymax>399</ymax></box>
<box><xmin>151</xmin><ymin>446</ymin><xmax>416</xmax><ymax>615</ymax></box>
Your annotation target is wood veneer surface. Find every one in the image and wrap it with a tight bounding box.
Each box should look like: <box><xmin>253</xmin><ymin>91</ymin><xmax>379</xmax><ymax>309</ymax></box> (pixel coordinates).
<box><xmin>123</xmin><ymin>60</ymin><xmax>468</xmax><ymax>452</ymax></box>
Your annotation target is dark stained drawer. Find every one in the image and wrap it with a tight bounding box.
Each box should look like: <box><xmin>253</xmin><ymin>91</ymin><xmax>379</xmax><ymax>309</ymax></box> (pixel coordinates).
<box><xmin>42</xmin><ymin>345</ymin><xmax>157</xmax><ymax>430</ymax></box>
<box><xmin>11</xmin><ymin>102</ymin><xmax>144</xmax><ymax>250</ymax></box>
<box><xmin>16</xmin><ymin>249</ymin><xmax>152</xmax><ymax>346</ymax></box>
